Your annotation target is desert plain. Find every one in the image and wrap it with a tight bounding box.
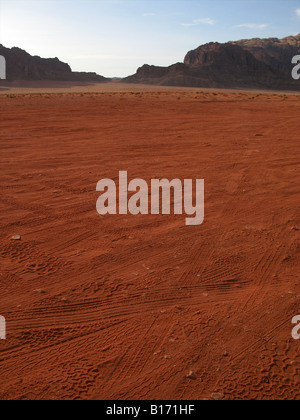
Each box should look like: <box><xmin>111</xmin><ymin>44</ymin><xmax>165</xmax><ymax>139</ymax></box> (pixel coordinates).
<box><xmin>0</xmin><ymin>83</ymin><xmax>299</xmax><ymax>400</ymax></box>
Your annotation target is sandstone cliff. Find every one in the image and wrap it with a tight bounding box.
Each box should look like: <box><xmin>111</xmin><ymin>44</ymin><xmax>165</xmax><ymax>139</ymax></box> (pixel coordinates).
<box><xmin>0</xmin><ymin>45</ymin><xmax>109</xmax><ymax>82</ymax></box>
<box><xmin>124</xmin><ymin>35</ymin><xmax>300</xmax><ymax>90</ymax></box>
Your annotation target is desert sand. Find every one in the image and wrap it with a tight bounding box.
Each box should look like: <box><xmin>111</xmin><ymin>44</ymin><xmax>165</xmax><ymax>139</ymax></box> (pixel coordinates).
<box><xmin>0</xmin><ymin>85</ymin><xmax>299</xmax><ymax>400</ymax></box>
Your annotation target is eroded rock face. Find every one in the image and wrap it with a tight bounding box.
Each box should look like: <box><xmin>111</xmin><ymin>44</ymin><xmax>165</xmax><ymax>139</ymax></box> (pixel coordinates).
<box><xmin>124</xmin><ymin>35</ymin><xmax>300</xmax><ymax>90</ymax></box>
<box><xmin>0</xmin><ymin>44</ymin><xmax>109</xmax><ymax>82</ymax></box>
<box><xmin>229</xmin><ymin>34</ymin><xmax>300</xmax><ymax>78</ymax></box>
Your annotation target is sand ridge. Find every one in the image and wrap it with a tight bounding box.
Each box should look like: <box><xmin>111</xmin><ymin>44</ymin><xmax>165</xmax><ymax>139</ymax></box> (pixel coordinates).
<box><xmin>1</xmin><ymin>80</ymin><xmax>300</xmax><ymax>95</ymax></box>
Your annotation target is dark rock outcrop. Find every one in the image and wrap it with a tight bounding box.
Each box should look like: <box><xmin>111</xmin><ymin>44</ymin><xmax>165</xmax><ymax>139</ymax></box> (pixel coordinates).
<box><xmin>124</xmin><ymin>35</ymin><xmax>300</xmax><ymax>90</ymax></box>
<box><xmin>229</xmin><ymin>35</ymin><xmax>300</xmax><ymax>79</ymax></box>
<box><xmin>0</xmin><ymin>44</ymin><xmax>109</xmax><ymax>82</ymax></box>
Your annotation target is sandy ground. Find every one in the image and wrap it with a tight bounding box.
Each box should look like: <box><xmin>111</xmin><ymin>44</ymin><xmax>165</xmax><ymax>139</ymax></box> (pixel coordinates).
<box><xmin>1</xmin><ymin>80</ymin><xmax>300</xmax><ymax>95</ymax></box>
<box><xmin>0</xmin><ymin>87</ymin><xmax>299</xmax><ymax>400</ymax></box>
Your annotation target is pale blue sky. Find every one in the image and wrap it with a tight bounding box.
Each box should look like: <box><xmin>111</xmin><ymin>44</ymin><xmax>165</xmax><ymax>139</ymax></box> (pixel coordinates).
<box><xmin>0</xmin><ymin>0</ymin><xmax>299</xmax><ymax>77</ymax></box>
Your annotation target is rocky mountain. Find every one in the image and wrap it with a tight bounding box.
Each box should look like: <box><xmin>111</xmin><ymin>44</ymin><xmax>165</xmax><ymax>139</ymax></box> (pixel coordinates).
<box><xmin>124</xmin><ymin>35</ymin><xmax>300</xmax><ymax>90</ymax></box>
<box><xmin>0</xmin><ymin>45</ymin><xmax>109</xmax><ymax>82</ymax></box>
<box><xmin>229</xmin><ymin>35</ymin><xmax>300</xmax><ymax>78</ymax></box>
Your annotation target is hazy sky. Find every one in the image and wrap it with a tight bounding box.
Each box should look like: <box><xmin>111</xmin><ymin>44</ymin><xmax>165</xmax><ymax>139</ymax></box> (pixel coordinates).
<box><xmin>0</xmin><ymin>0</ymin><xmax>299</xmax><ymax>77</ymax></box>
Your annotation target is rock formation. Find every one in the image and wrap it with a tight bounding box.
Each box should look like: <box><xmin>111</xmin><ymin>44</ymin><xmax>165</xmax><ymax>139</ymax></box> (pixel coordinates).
<box><xmin>0</xmin><ymin>45</ymin><xmax>109</xmax><ymax>82</ymax></box>
<box><xmin>124</xmin><ymin>35</ymin><xmax>300</xmax><ymax>90</ymax></box>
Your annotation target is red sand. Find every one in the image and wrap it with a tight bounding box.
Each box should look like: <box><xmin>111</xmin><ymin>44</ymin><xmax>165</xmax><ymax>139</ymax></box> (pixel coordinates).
<box><xmin>0</xmin><ymin>89</ymin><xmax>299</xmax><ymax>400</ymax></box>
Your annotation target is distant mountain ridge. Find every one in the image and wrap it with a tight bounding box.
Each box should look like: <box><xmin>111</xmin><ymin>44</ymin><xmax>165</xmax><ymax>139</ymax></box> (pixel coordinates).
<box><xmin>124</xmin><ymin>35</ymin><xmax>300</xmax><ymax>90</ymax></box>
<box><xmin>0</xmin><ymin>44</ymin><xmax>109</xmax><ymax>82</ymax></box>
